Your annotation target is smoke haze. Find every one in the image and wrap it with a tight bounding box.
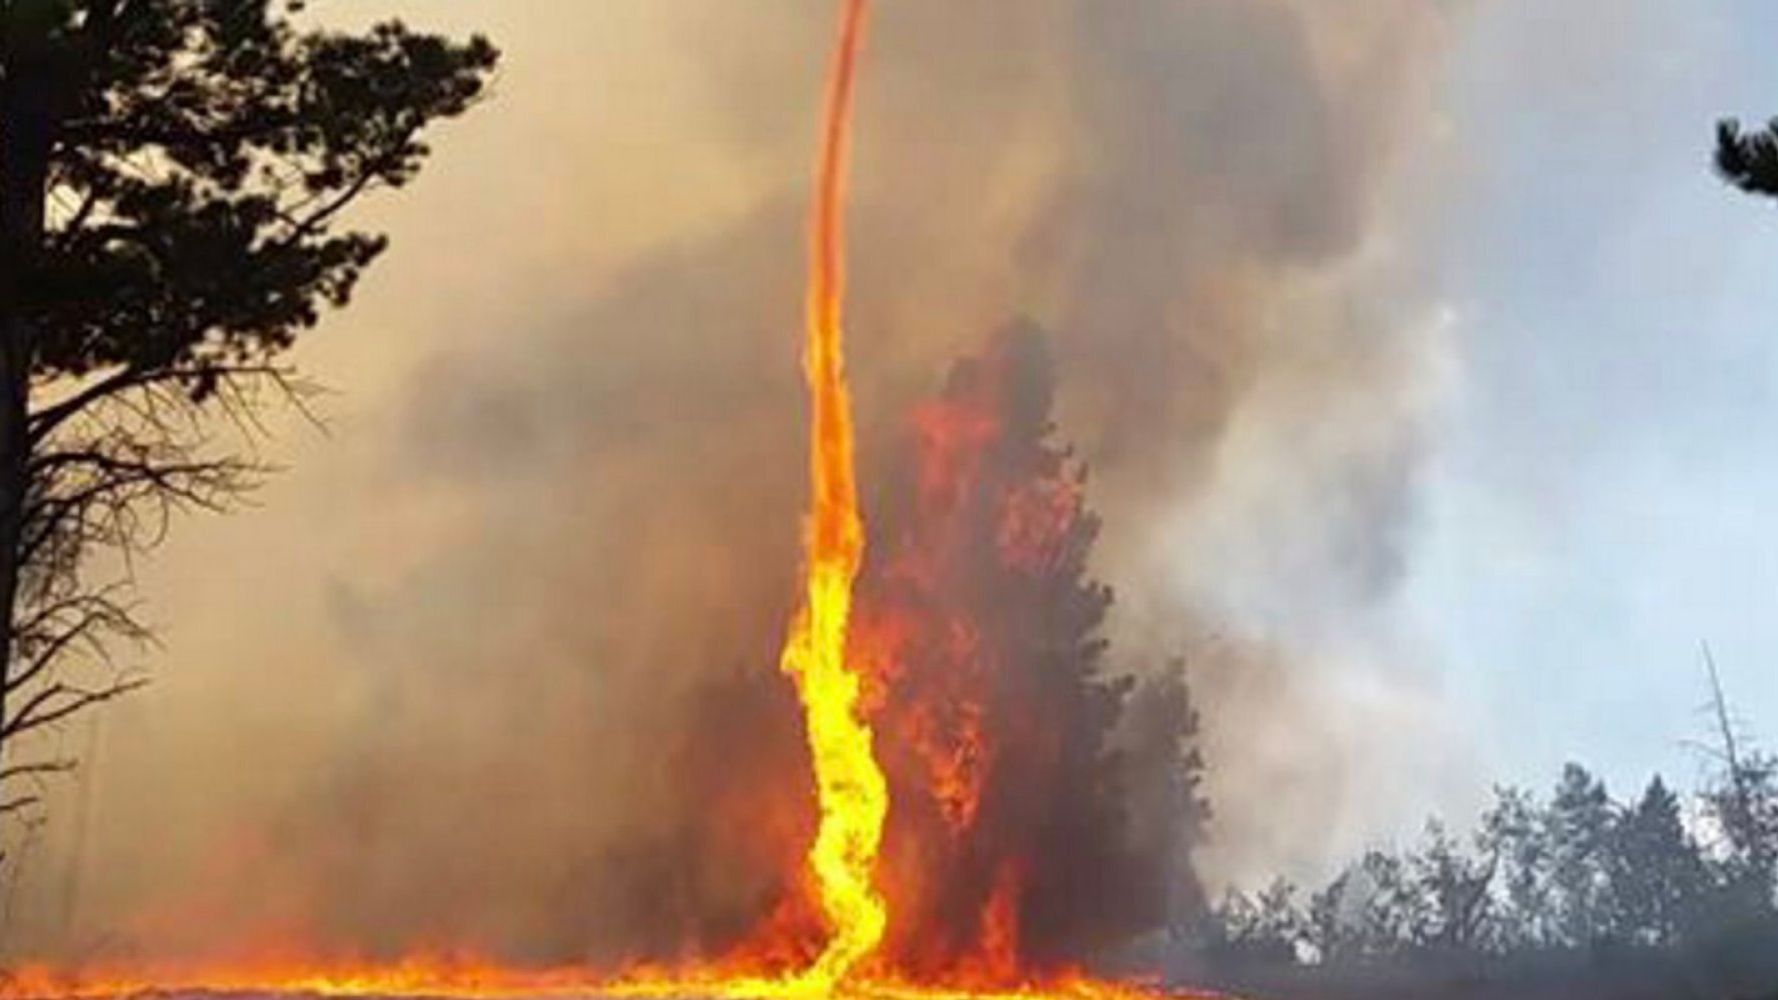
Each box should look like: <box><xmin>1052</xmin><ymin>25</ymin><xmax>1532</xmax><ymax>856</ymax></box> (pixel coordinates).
<box><xmin>4</xmin><ymin>0</ymin><xmax>1474</xmax><ymax>965</ymax></box>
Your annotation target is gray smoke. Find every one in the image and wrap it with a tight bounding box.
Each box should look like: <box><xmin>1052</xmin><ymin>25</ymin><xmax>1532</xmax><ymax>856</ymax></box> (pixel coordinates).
<box><xmin>1</xmin><ymin>0</ymin><xmax>1471</xmax><ymax>966</ymax></box>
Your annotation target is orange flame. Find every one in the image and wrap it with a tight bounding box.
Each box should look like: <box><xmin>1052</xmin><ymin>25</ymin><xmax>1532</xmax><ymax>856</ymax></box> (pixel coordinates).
<box><xmin>958</xmin><ymin>864</ymin><xmax>1024</xmax><ymax>987</ymax></box>
<box><xmin>774</xmin><ymin>0</ymin><xmax>888</xmax><ymax>991</ymax></box>
<box><xmin>0</xmin><ymin>952</ymin><xmax>1234</xmax><ymax>1000</ymax></box>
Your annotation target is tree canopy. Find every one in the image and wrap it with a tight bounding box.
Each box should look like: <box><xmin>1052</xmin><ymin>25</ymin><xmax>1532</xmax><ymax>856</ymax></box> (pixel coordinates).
<box><xmin>1717</xmin><ymin>118</ymin><xmax>1778</xmax><ymax>199</ymax></box>
<box><xmin>0</xmin><ymin>0</ymin><xmax>496</xmax><ymax>836</ymax></box>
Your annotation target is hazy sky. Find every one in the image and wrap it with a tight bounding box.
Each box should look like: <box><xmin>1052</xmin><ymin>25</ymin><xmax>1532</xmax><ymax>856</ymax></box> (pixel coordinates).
<box><xmin>109</xmin><ymin>0</ymin><xmax>1776</xmax><ymax>840</ymax></box>
<box><xmin>1405</xmin><ymin>0</ymin><xmax>1778</xmax><ymax>796</ymax></box>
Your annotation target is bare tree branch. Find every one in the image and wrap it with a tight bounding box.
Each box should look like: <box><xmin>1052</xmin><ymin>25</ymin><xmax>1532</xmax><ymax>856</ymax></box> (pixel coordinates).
<box><xmin>0</xmin><ymin>760</ymin><xmax>75</xmax><ymax>784</ymax></box>
<box><xmin>3</xmin><ymin>676</ymin><xmax>148</xmax><ymax>741</ymax></box>
<box><xmin>28</xmin><ymin>363</ymin><xmax>303</xmax><ymax>445</ymax></box>
<box><xmin>0</xmin><ymin>797</ymin><xmax>42</xmax><ymax>818</ymax></box>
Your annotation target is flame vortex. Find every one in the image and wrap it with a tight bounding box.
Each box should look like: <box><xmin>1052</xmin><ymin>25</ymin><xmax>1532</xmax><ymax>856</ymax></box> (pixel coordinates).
<box><xmin>777</xmin><ymin>0</ymin><xmax>887</xmax><ymax>990</ymax></box>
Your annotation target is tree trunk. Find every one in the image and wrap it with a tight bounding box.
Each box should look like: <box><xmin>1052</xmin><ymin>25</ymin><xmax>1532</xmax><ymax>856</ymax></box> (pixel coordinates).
<box><xmin>0</xmin><ymin>19</ymin><xmax>58</xmax><ymax>797</ymax></box>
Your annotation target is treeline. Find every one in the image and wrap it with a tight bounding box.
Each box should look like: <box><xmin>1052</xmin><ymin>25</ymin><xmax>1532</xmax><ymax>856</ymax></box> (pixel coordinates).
<box><xmin>1193</xmin><ymin>749</ymin><xmax>1778</xmax><ymax>997</ymax></box>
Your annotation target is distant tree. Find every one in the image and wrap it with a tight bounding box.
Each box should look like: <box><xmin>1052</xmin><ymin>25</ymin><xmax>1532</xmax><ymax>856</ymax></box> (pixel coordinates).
<box><xmin>1302</xmin><ymin>819</ymin><xmax>1499</xmax><ymax>961</ymax></box>
<box><xmin>1302</xmin><ymin>871</ymin><xmax>1358</xmax><ymax>965</ymax></box>
<box><xmin>1120</xmin><ymin>660</ymin><xmax>1211</xmax><ymax>935</ymax></box>
<box><xmin>1478</xmin><ymin>785</ymin><xmax>1553</xmax><ymax>951</ymax></box>
<box><xmin>1696</xmin><ymin>651</ymin><xmax>1778</xmax><ymax>915</ymax></box>
<box><xmin>1289</xmin><ymin>846</ymin><xmax>1426</xmax><ymax>964</ymax></box>
<box><xmin>1717</xmin><ymin>118</ymin><xmax>1778</xmax><ymax>199</ymax></box>
<box><xmin>1684</xmin><ymin>652</ymin><xmax>1778</xmax><ymax>1000</ymax></box>
<box><xmin>0</xmin><ymin>3</ymin><xmax>497</xmax><ymax>835</ymax></box>
<box><xmin>1354</xmin><ymin>848</ymin><xmax>1417</xmax><ymax>956</ymax></box>
<box><xmin>1703</xmin><ymin>752</ymin><xmax>1778</xmax><ymax>908</ymax></box>
<box><xmin>1545</xmin><ymin>763</ymin><xmax>1616</xmax><ymax>947</ymax></box>
<box><xmin>1202</xmin><ymin>755</ymin><xmax>1778</xmax><ymax>991</ymax></box>
<box><xmin>1408</xmin><ymin>819</ymin><xmax>1497</xmax><ymax>953</ymax></box>
<box><xmin>1604</xmin><ymin>777</ymin><xmax>1709</xmax><ymax>948</ymax></box>
<box><xmin>1210</xmin><ymin>879</ymin><xmax>1302</xmax><ymax>966</ymax></box>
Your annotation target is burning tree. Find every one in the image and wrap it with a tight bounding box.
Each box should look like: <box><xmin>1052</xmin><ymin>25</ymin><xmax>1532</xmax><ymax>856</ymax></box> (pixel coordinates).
<box><xmin>0</xmin><ymin>2</ymin><xmax>496</xmax><ymax>842</ymax></box>
<box><xmin>595</xmin><ymin>326</ymin><xmax>1212</xmax><ymax>981</ymax></box>
<box><xmin>858</xmin><ymin>324</ymin><xmax>1209</xmax><ymax>977</ymax></box>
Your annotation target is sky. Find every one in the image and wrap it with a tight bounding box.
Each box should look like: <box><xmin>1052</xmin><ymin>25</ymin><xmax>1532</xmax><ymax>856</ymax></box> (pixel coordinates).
<box><xmin>1404</xmin><ymin>0</ymin><xmax>1778</xmax><ymax>796</ymax></box>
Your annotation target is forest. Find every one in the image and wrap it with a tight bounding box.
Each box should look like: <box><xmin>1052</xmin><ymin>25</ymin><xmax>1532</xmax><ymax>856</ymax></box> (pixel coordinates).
<box><xmin>1187</xmin><ymin>668</ymin><xmax>1778</xmax><ymax>999</ymax></box>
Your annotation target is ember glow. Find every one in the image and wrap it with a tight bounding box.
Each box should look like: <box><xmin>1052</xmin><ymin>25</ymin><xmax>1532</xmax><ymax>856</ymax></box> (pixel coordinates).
<box><xmin>0</xmin><ymin>3</ymin><xmax>1227</xmax><ymax>1000</ymax></box>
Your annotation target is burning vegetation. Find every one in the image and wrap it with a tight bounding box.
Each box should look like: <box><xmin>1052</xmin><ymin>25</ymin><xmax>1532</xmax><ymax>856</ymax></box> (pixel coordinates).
<box><xmin>1</xmin><ymin>1</ymin><xmax>1213</xmax><ymax>999</ymax></box>
<box><xmin>860</xmin><ymin>327</ymin><xmax>1205</xmax><ymax>979</ymax></box>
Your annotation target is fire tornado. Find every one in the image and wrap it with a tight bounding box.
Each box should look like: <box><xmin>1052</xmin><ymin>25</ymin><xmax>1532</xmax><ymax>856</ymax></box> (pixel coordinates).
<box><xmin>775</xmin><ymin>0</ymin><xmax>887</xmax><ymax>991</ymax></box>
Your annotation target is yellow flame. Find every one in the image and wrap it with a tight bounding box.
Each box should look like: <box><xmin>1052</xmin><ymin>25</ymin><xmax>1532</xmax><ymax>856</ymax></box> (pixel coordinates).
<box><xmin>776</xmin><ymin>0</ymin><xmax>887</xmax><ymax>992</ymax></box>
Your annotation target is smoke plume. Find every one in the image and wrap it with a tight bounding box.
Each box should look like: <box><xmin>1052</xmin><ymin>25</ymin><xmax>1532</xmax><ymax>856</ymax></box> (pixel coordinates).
<box><xmin>1</xmin><ymin>0</ymin><xmax>1470</xmax><ymax>969</ymax></box>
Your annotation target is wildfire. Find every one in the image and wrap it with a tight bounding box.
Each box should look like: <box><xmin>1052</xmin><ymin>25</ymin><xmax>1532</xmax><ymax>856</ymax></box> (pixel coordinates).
<box><xmin>0</xmin><ymin>956</ymin><xmax>1210</xmax><ymax>1000</ymax></box>
<box><xmin>0</xmin><ymin>4</ymin><xmax>1231</xmax><ymax>1000</ymax></box>
<box><xmin>774</xmin><ymin>0</ymin><xmax>888</xmax><ymax>989</ymax></box>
